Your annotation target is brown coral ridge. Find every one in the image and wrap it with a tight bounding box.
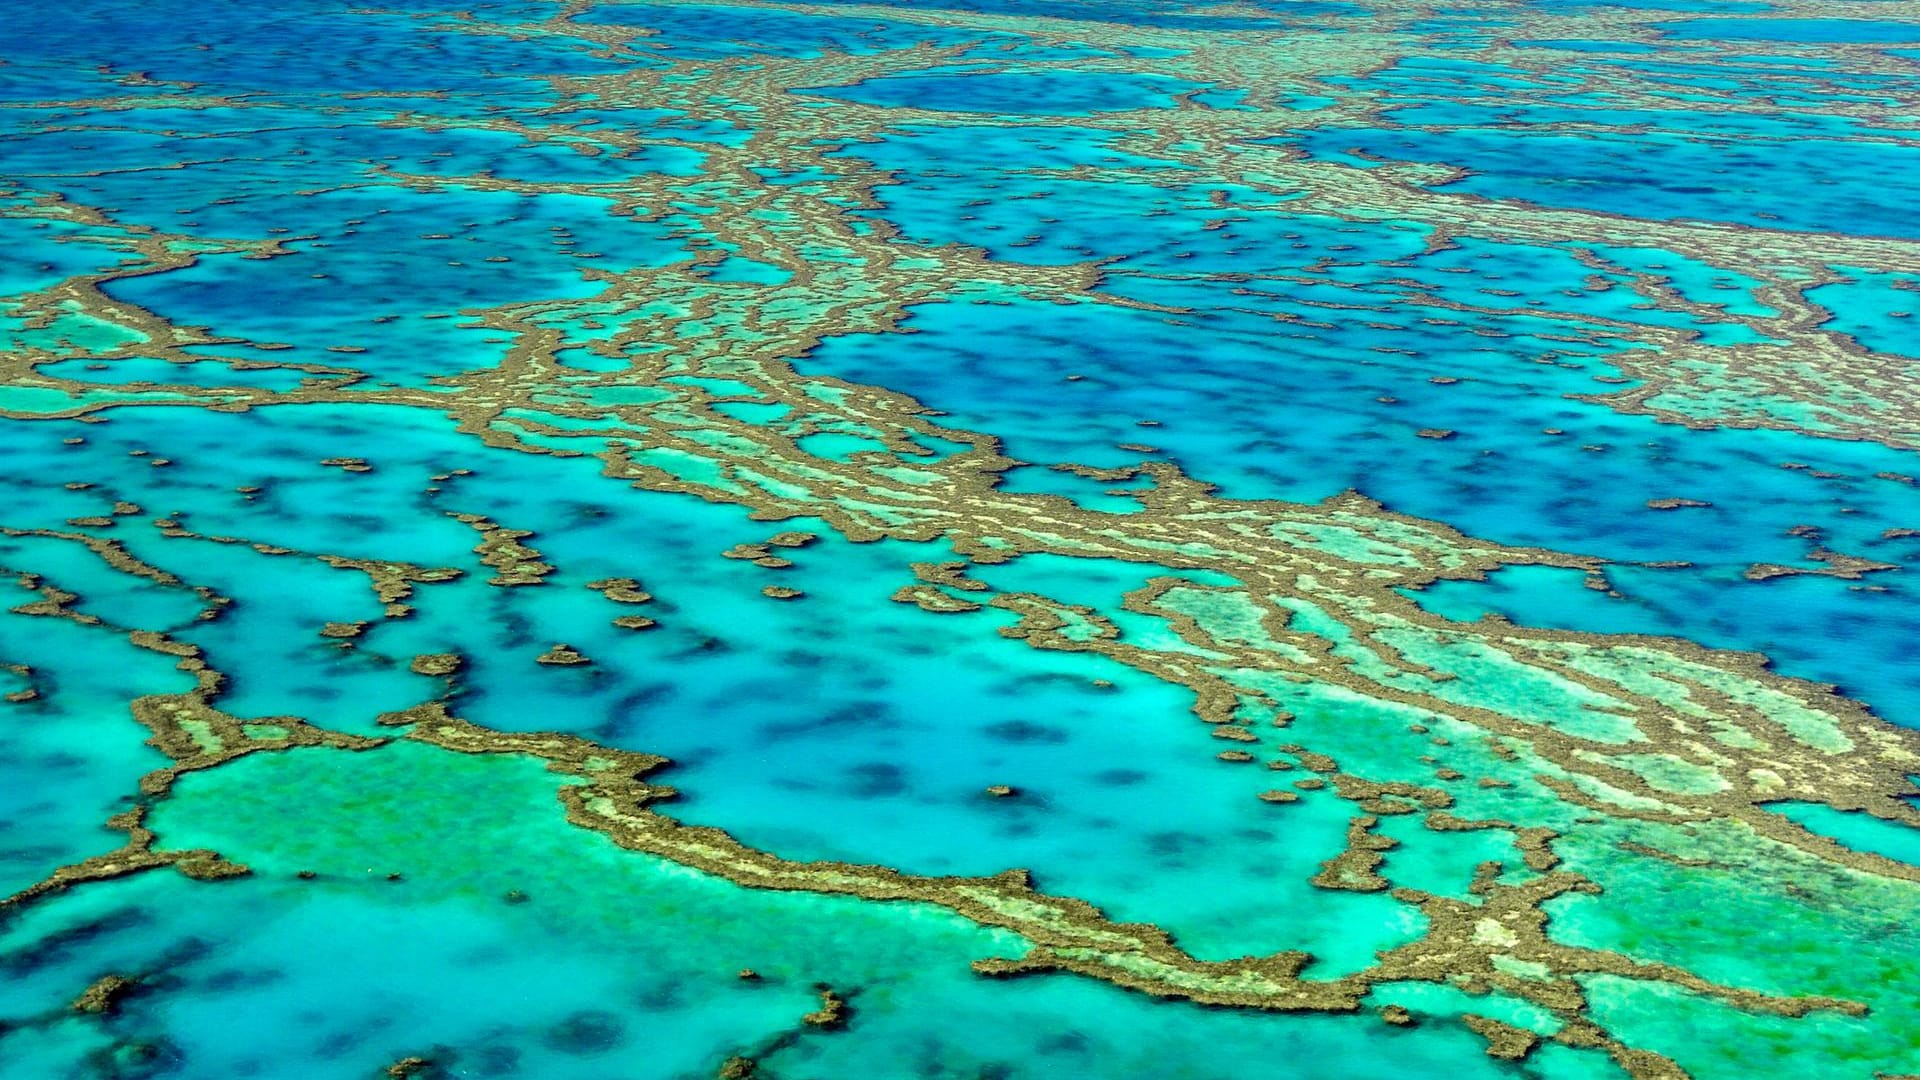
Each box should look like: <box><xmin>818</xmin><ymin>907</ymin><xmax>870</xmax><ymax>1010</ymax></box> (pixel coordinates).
<box><xmin>1310</xmin><ymin>816</ymin><xmax>1396</xmax><ymax>892</ymax></box>
<box><xmin>890</xmin><ymin>583</ymin><xmax>984</xmax><ymax>614</ymax></box>
<box><xmin>801</xmin><ymin>986</ymin><xmax>850</xmax><ymax>1028</ymax></box>
<box><xmin>385</xmin><ymin>1057</ymin><xmax>434</xmax><ymax>1080</ymax></box>
<box><xmin>3</xmin><ymin>804</ymin><xmax>250</xmax><ymax>912</ymax></box>
<box><xmin>17</xmin><ymin>0</ymin><xmax>1920</xmax><ymax>904</ymax></box>
<box><xmin>4</xmin><ymin>442</ymin><xmax>1916</xmax><ymax>1079</ymax></box>
<box><xmin>715</xmin><ymin>974</ymin><xmax>852</xmax><ymax>1076</ymax></box>
<box><xmin>391</xmin><ymin>709</ymin><xmax>1860</xmax><ymax>1077</ymax></box>
<box><xmin>316</xmin><ymin>555</ymin><xmax>463</xmax><ymax>612</ymax></box>
<box><xmin>1744</xmin><ymin>547</ymin><xmax>1899</xmax><ymax>582</ymax></box>
<box><xmin>1462</xmin><ymin>1014</ymin><xmax>1539</xmax><ymax>1061</ymax></box>
<box><xmin>410</xmin><ymin>652</ymin><xmax>463</xmax><ymax>677</ymax></box>
<box><xmin>891</xmin><ymin>561</ymin><xmax>993</xmax><ymax>612</ymax></box>
<box><xmin>15</xmin><ymin>0</ymin><xmax>1920</xmax><ymax>457</ymax></box>
<box><xmin>998</xmin><ymin>565</ymin><xmax>1920</xmax><ymax>888</ymax></box>
<box><xmin>3</xmin><ymin>455</ymin><xmax>1904</xmax><ymax>1076</ymax></box>
<box><xmin>586</xmin><ymin>577</ymin><xmax>653</xmax><ymax>604</ymax></box>
<box><xmin>71</xmin><ymin>973</ymin><xmax>139</xmax><ymax>1015</ymax></box>
<box><xmin>0</xmin><ymin>511</ymin><xmax>1894</xmax><ymax>1079</ymax></box>
<box><xmin>449</xmin><ymin>511</ymin><xmax>553</xmax><ymax>586</ymax></box>
<box><xmin>536</xmin><ymin>643</ymin><xmax>593</xmax><ymax>666</ymax></box>
<box><xmin>588</xmin><ymin>574</ymin><xmax>663</xmax><ymax>628</ymax></box>
<box><xmin>6</xmin><ymin>8</ymin><xmax>1920</xmax><ymax>1075</ymax></box>
<box><xmin>0</xmin><ymin>605</ymin><xmax>380</xmax><ymax>911</ymax></box>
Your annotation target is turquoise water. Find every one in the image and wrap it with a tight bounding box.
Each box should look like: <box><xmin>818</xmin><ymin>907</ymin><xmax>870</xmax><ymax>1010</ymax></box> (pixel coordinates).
<box><xmin>5</xmin><ymin>1</ymin><xmax>1920</xmax><ymax>1078</ymax></box>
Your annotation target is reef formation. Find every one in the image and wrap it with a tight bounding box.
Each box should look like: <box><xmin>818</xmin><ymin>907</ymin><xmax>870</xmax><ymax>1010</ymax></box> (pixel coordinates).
<box><xmin>3</xmin><ymin>1</ymin><xmax>1920</xmax><ymax>1078</ymax></box>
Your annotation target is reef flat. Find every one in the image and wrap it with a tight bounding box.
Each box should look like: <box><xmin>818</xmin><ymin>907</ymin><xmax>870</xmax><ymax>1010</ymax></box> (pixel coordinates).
<box><xmin>3</xmin><ymin>1</ymin><xmax>1920</xmax><ymax>1077</ymax></box>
